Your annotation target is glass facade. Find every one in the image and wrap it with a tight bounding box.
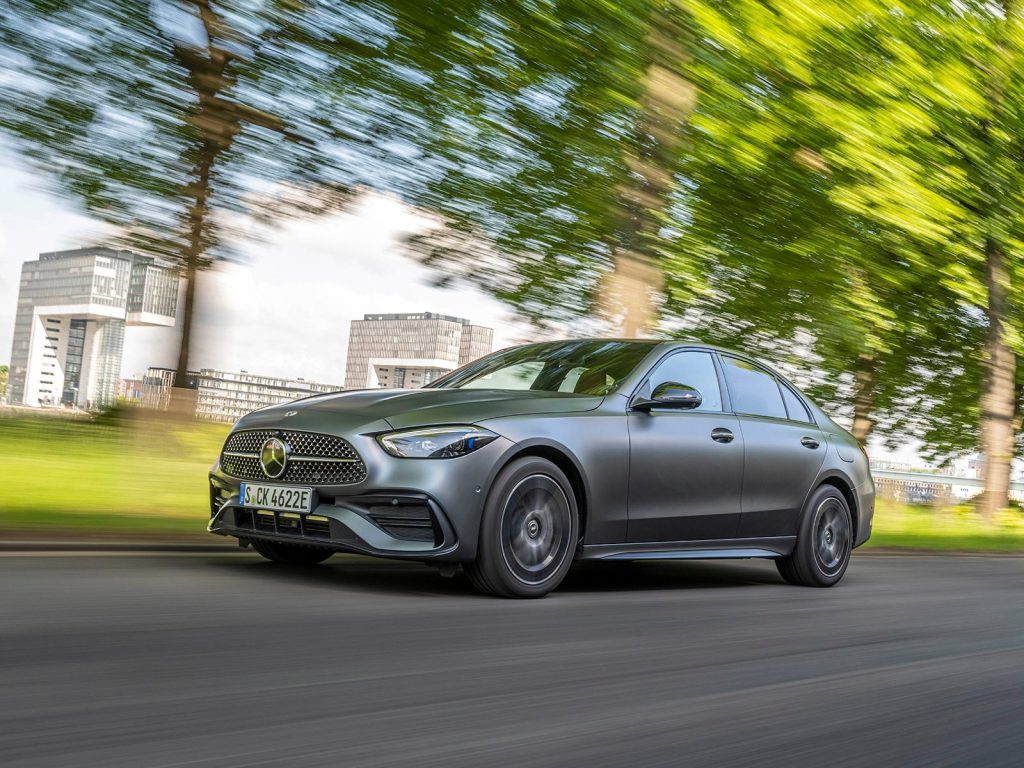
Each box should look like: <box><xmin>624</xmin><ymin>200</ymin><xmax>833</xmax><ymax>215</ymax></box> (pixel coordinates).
<box><xmin>61</xmin><ymin>319</ymin><xmax>87</xmax><ymax>406</ymax></box>
<box><xmin>344</xmin><ymin>312</ymin><xmax>494</xmax><ymax>390</ymax></box>
<box><xmin>89</xmin><ymin>319</ymin><xmax>125</xmax><ymax>408</ymax></box>
<box><xmin>127</xmin><ymin>260</ymin><xmax>179</xmax><ymax>318</ymax></box>
<box><xmin>7</xmin><ymin>247</ymin><xmax>179</xmax><ymax>408</ymax></box>
<box><xmin>458</xmin><ymin>324</ymin><xmax>495</xmax><ymax>366</ymax></box>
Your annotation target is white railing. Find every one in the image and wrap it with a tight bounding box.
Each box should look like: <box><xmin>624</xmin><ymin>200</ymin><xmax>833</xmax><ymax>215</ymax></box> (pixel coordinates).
<box><xmin>871</xmin><ymin>469</ymin><xmax>1024</xmax><ymax>491</ymax></box>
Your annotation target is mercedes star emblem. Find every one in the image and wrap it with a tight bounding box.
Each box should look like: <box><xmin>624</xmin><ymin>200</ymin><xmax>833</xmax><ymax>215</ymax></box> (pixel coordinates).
<box><xmin>259</xmin><ymin>437</ymin><xmax>290</xmax><ymax>479</ymax></box>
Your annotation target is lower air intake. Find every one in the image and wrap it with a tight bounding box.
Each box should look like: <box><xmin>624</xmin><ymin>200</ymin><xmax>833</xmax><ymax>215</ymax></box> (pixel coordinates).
<box><xmin>367</xmin><ymin>504</ymin><xmax>437</xmax><ymax>543</ymax></box>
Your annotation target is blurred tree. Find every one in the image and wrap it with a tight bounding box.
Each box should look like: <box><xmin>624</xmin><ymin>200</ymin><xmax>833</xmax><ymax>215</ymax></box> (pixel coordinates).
<box><xmin>0</xmin><ymin>364</ymin><xmax>8</xmax><ymax>400</ymax></box>
<box><xmin>599</xmin><ymin>10</ymin><xmax>694</xmax><ymax>335</ymax></box>
<box><xmin>397</xmin><ymin>1</ymin><xmax>694</xmax><ymax>335</ymax></box>
<box><xmin>811</xmin><ymin>0</ymin><xmax>1024</xmax><ymax>517</ymax></box>
<box><xmin>945</xmin><ymin>0</ymin><xmax>1024</xmax><ymax>518</ymax></box>
<box><xmin>0</xmin><ymin>0</ymin><xmax>698</xmax><ymax>385</ymax></box>
<box><xmin>662</xmin><ymin>0</ymin><xmax>958</xmax><ymax>451</ymax></box>
<box><xmin>0</xmin><ymin>0</ymin><xmax>426</xmax><ymax>390</ymax></box>
<box><xmin>670</xmin><ymin>0</ymin><xmax>1024</xmax><ymax>516</ymax></box>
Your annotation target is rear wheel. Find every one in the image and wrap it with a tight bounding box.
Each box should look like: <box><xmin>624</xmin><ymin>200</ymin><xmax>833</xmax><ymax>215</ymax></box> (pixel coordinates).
<box><xmin>466</xmin><ymin>457</ymin><xmax>579</xmax><ymax>598</ymax></box>
<box><xmin>250</xmin><ymin>539</ymin><xmax>334</xmax><ymax>565</ymax></box>
<box><xmin>775</xmin><ymin>485</ymin><xmax>852</xmax><ymax>587</ymax></box>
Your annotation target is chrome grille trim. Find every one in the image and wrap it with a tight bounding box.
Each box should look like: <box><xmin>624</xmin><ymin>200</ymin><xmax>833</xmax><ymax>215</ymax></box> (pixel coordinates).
<box><xmin>221</xmin><ymin>450</ymin><xmax>358</xmax><ymax>463</ymax></box>
<box><xmin>291</xmin><ymin>455</ymin><xmax>359</xmax><ymax>463</ymax></box>
<box><xmin>224</xmin><ymin>429</ymin><xmax>360</xmax><ymax>458</ymax></box>
<box><xmin>220</xmin><ymin>429</ymin><xmax>367</xmax><ymax>485</ymax></box>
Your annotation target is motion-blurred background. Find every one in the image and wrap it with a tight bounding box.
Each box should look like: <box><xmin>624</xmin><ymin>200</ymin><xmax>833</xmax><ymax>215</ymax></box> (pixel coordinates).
<box><xmin>2</xmin><ymin>0</ymin><xmax>1024</xmax><ymax>552</ymax></box>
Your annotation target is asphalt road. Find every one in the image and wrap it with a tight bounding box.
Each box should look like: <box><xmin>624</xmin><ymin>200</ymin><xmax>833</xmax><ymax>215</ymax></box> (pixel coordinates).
<box><xmin>2</xmin><ymin>552</ymin><xmax>1022</xmax><ymax>768</ymax></box>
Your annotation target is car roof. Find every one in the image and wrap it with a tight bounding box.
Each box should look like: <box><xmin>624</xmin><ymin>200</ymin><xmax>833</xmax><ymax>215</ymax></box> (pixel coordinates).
<box><xmin>465</xmin><ymin>338</ymin><xmax>830</xmax><ymax>424</ymax></box>
<box><xmin>500</xmin><ymin>337</ymin><xmax>746</xmax><ymax>357</ymax></box>
<box><xmin>520</xmin><ymin>337</ymin><xmax>803</xmax><ymax>385</ymax></box>
<box><xmin>491</xmin><ymin>337</ymin><xmax>773</xmax><ymax>383</ymax></box>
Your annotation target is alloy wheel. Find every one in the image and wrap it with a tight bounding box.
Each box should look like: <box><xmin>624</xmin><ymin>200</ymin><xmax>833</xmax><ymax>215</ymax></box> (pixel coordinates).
<box><xmin>813</xmin><ymin>497</ymin><xmax>851</xmax><ymax>575</ymax></box>
<box><xmin>499</xmin><ymin>473</ymin><xmax>573</xmax><ymax>586</ymax></box>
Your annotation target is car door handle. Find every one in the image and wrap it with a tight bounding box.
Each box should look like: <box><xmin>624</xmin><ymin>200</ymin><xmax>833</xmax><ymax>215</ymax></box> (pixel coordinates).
<box><xmin>711</xmin><ymin>428</ymin><xmax>734</xmax><ymax>443</ymax></box>
<box><xmin>801</xmin><ymin>436</ymin><xmax>820</xmax><ymax>449</ymax></box>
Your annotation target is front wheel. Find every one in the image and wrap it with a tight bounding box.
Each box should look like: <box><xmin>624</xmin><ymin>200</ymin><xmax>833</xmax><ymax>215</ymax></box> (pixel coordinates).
<box><xmin>466</xmin><ymin>457</ymin><xmax>579</xmax><ymax>598</ymax></box>
<box><xmin>250</xmin><ymin>538</ymin><xmax>334</xmax><ymax>565</ymax></box>
<box><xmin>776</xmin><ymin>485</ymin><xmax>852</xmax><ymax>587</ymax></box>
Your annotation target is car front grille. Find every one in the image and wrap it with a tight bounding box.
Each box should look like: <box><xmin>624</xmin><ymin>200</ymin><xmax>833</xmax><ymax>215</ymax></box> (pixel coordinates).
<box><xmin>220</xmin><ymin>429</ymin><xmax>367</xmax><ymax>485</ymax></box>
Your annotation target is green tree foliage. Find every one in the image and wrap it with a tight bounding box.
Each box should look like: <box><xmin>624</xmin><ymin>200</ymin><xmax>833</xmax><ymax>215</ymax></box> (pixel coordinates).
<box><xmin>662</xmin><ymin>1</ymin><xmax>961</xmax><ymax>448</ymax></box>
<box><xmin>667</xmin><ymin>0</ymin><xmax>1024</xmax><ymax>513</ymax></box>
<box><xmin>395</xmin><ymin>1</ymin><xmax>690</xmax><ymax>334</ymax></box>
<box><xmin>796</xmin><ymin>0</ymin><xmax>1024</xmax><ymax>516</ymax></box>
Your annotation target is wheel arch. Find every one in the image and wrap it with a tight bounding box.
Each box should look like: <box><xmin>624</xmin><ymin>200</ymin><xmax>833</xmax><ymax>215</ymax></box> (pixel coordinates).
<box><xmin>815</xmin><ymin>471</ymin><xmax>859</xmax><ymax>544</ymax></box>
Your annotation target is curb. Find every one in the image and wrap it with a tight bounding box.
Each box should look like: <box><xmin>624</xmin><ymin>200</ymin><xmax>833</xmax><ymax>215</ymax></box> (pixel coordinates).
<box><xmin>857</xmin><ymin>548</ymin><xmax>1024</xmax><ymax>558</ymax></box>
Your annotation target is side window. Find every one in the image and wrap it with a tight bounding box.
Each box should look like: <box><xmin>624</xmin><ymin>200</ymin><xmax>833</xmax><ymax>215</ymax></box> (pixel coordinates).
<box><xmin>647</xmin><ymin>351</ymin><xmax>723</xmax><ymax>412</ymax></box>
<box><xmin>721</xmin><ymin>356</ymin><xmax>786</xmax><ymax>418</ymax></box>
<box><xmin>781</xmin><ymin>385</ymin><xmax>813</xmax><ymax>423</ymax></box>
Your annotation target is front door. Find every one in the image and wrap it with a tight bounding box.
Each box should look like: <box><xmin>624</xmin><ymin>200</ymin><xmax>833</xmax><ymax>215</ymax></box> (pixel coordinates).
<box><xmin>627</xmin><ymin>350</ymin><xmax>744</xmax><ymax>542</ymax></box>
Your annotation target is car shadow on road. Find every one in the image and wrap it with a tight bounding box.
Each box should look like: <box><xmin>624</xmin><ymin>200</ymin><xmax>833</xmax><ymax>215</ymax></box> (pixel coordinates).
<box><xmin>204</xmin><ymin>553</ymin><xmax>786</xmax><ymax>597</ymax></box>
<box><xmin>560</xmin><ymin>559</ymin><xmax>785</xmax><ymax>592</ymax></box>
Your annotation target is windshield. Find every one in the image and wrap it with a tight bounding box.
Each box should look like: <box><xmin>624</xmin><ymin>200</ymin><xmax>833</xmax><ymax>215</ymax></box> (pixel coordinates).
<box><xmin>429</xmin><ymin>340</ymin><xmax>656</xmax><ymax>395</ymax></box>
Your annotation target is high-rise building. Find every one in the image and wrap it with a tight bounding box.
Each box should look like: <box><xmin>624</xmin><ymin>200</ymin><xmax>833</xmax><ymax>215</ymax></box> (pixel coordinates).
<box><xmin>141</xmin><ymin>367</ymin><xmax>343</xmax><ymax>423</ymax></box>
<box><xmin>7</xmin><ymin>247</ymin><xmax>178</xmax><ymax>409</ymax></box>
<box><xmin>344</xmin><ymin>312</ymin><xmax>494</xmax><ymax>390</ymax></box>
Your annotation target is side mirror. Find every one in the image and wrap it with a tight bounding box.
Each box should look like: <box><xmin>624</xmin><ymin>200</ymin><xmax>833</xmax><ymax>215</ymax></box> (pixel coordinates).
<box><xmin>632</xmin><ymin>382</ymin><xmax>703</xmax><ymax>411</ymax></box>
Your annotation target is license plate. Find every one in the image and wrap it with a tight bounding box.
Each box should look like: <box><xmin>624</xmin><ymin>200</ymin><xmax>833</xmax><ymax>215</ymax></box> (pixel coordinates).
<box><xmin>240</xmin><ymin>483</ymin><xmax>314</xmax><ymax>514</ymax></box>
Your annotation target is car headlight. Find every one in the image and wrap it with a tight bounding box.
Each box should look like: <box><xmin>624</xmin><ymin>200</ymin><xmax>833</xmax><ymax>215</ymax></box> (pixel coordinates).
<box><xmin>377</xmin><ymin>426</ymin><xmax>499</xmax><ymax>458</ymax></box>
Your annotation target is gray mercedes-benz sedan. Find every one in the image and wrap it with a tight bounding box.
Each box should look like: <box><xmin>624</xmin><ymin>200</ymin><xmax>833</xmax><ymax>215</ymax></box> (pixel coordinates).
<box><xmin>208</xmin><ymin>339</ymin><xmax>874</xmax><ymax>597</ymax></box>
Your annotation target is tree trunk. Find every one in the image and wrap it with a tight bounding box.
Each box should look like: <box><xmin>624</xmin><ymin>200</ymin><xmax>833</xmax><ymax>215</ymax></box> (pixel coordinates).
<box><xmin>169</xmin><ymin>0</ymin><xmax>236</xmax><ymax>393</ymax></box>
<box><xmin>170</xmin><ymin>135</ymin><xmax>222</xmax><ymax>417</ymax></box>
<box><xmin>974</xmin><ymin>1</ymin><xmax>1019</xmax><ymax>518</ymax></box>
<box><xmin>977</xmin><ymin>237</ymin><xmax>1016</xmax><ymax>519</ymax></box>
<box><xmin>850</xmin><ymin>352</ymin><xmax>877</xmax><ymax>446</ymax></box>
<box><xmin>173</xmin><ymin>139</ymin><xmax>218</xmax><ymax>389</ymax></box>
<box><xmin>601</xmin><ymin>16</ymin><xmax>695</xmax><ymax>337</ymax></box>
<box><xmin>173</xmin><ymin>257</ymin><xmax>199</xmax><ymax>387</ymax></box>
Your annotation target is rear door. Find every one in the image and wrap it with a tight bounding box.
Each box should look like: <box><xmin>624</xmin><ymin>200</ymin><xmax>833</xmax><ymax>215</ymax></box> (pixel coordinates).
<box><xmin>627</xmin><ymin>350</ymin><xmax>744</xmax><ymax>542</ymax></box>
<box><xmin>718</xmin><ymin>355</ymin><xmax>826</xmax><ymax>538</ymax></box>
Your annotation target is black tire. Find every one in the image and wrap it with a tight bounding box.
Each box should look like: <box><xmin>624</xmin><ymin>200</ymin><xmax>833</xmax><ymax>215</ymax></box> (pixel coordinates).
<box><xmin>250</xmin><ymin>538</ymin><xmax>334</xmax><ymax>565</ymax></box>
<box><xmin>775</xmin><ymin>485</ymin><xmax>853</xmax><ymax>587</ymax></box>
<box><xmin>775</xmin><ymin>555</ymin><xmax>800</xmax><ymax>586</ymax></box>
<box><xmin>466</xmin><ymin>457</ymin><xmax>579</xmax><ymax>598</ymax></box>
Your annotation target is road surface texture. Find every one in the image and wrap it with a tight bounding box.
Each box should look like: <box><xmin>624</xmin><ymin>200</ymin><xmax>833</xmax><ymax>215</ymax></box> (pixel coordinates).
<box><xmin>1</xmin><ymin>552</ymin><xmax>1022</xmax><ymax>767</ymax></box>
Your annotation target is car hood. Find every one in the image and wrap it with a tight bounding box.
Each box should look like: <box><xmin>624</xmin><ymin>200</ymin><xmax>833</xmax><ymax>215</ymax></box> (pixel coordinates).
<box><xmin>232</xmin><ymin>388</ymin><xmax>604</xmax><ymax>436</ymax></box>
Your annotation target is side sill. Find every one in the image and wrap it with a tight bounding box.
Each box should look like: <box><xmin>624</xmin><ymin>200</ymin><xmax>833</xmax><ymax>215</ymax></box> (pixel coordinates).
<box><xmin>579</xmin><ymin>536</ymin><xmax>796</xmax><ymax>561</ymax></box>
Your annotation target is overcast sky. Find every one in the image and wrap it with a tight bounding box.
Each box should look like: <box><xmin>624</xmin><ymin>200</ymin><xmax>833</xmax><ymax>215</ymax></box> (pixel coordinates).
<box><xmin>0</xmin><ymin>150</ymin><xmax>522</xmax><ymax>386</ymax></box>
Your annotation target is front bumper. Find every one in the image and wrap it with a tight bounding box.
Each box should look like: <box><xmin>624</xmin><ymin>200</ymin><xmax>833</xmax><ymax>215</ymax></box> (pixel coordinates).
<box><xmin>208</xmin><ymin>433</ymin><xmax>513</xmax><ymax>562</ymax></box>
